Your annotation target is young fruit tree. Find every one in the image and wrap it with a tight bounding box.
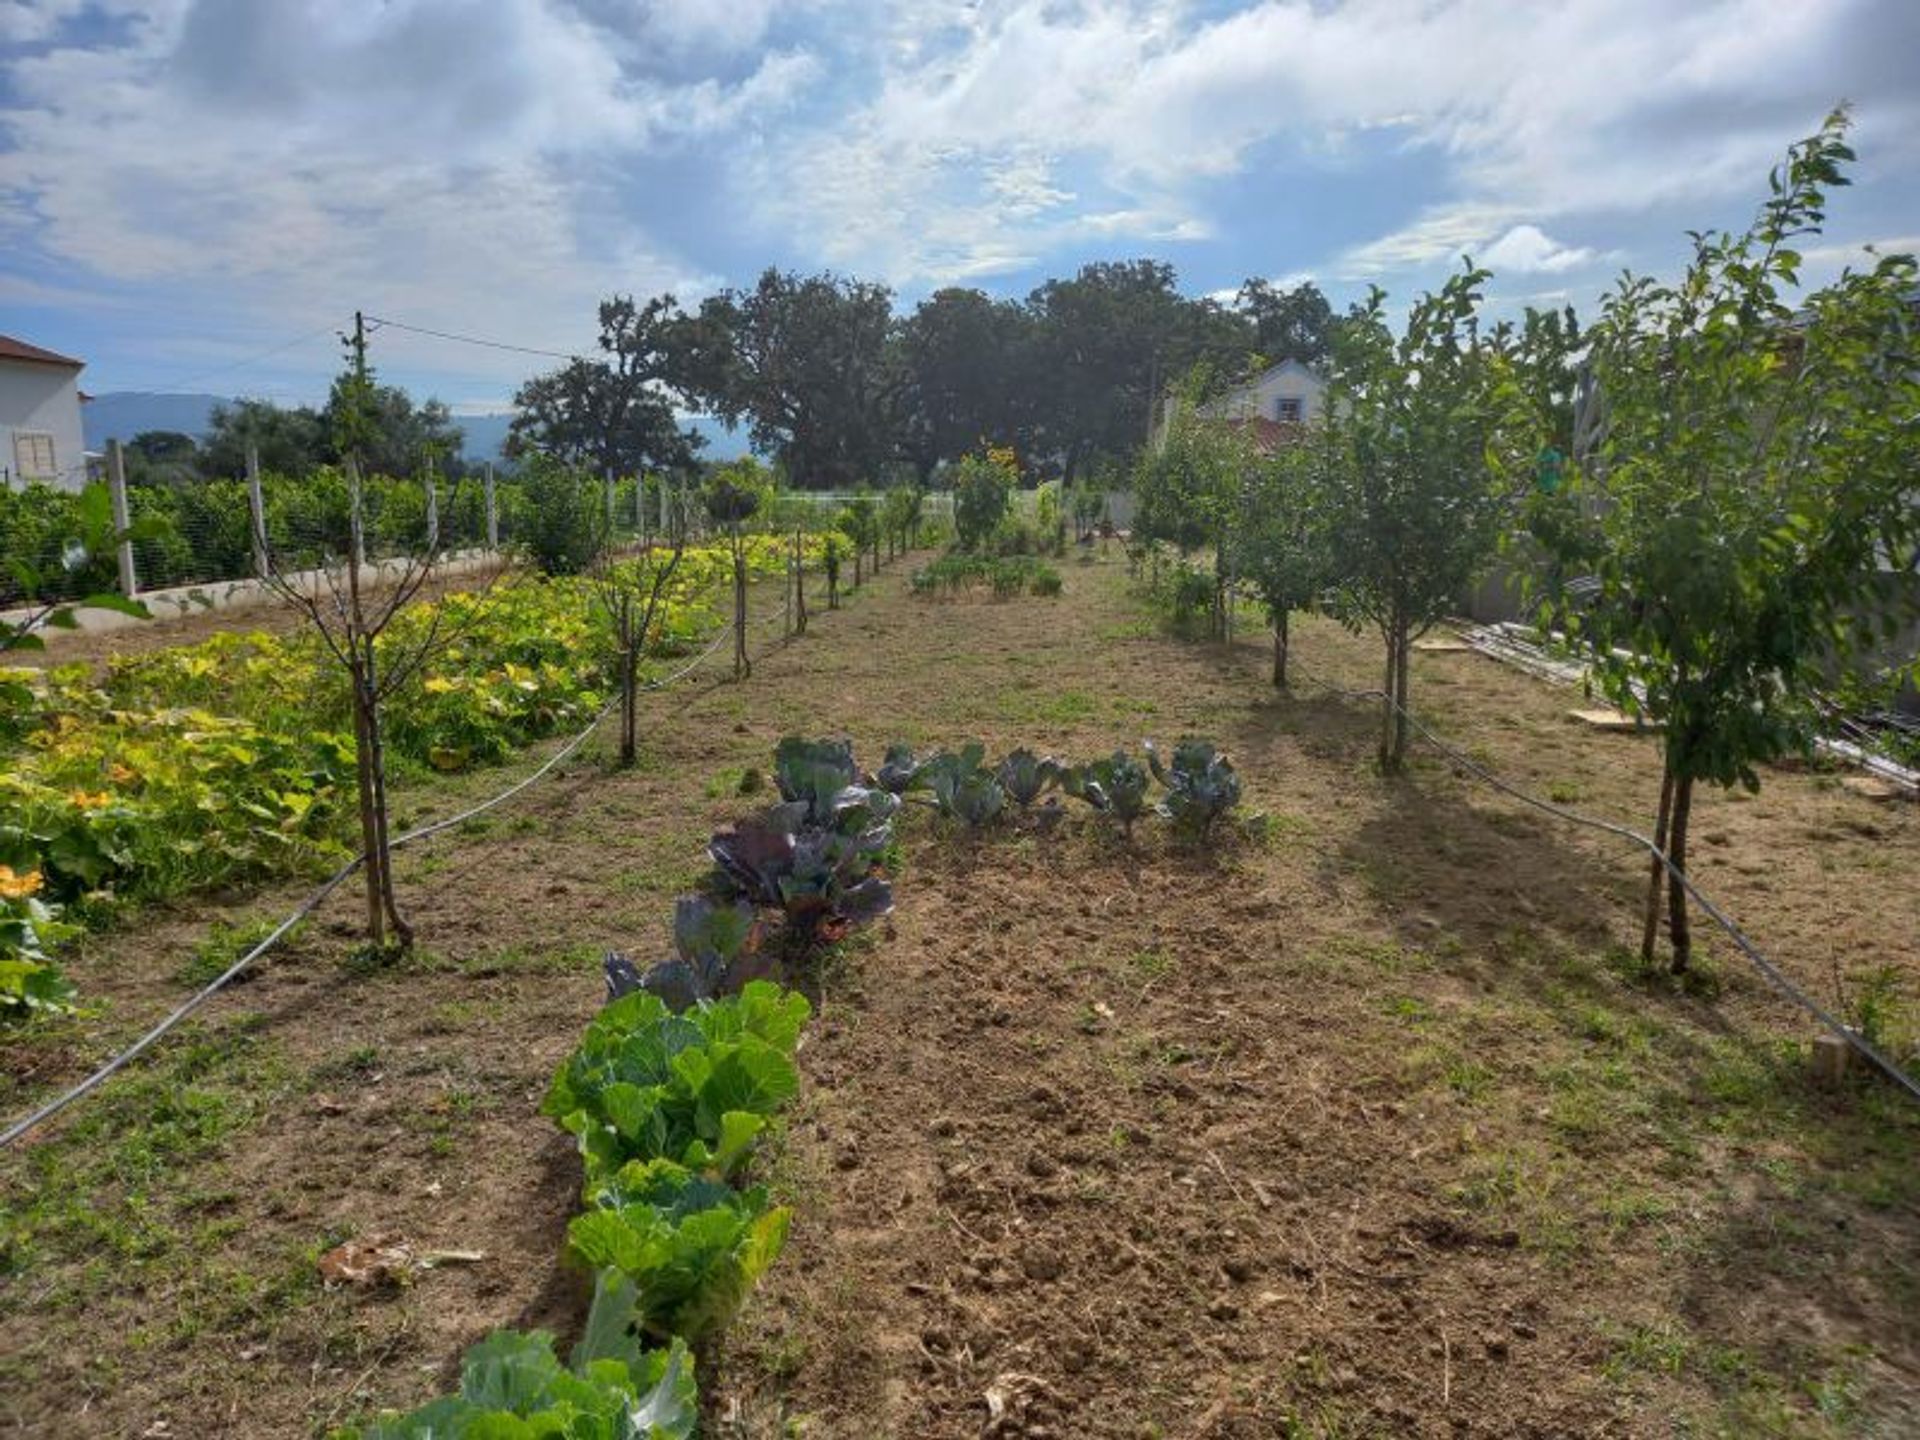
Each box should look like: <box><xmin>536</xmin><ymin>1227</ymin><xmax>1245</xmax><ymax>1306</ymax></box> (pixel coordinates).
<box><xmin>588</xmin><ymin>482</ymin><xmax>688</xmax><ymax>769</ymax></box>
<box><xmin>1134</xmin><ymin>368</ymin><xmax>1254</xmax><ymax>642</ymax></box>
<box><xmin>837</xmin><ymin>492</ymin><xmax>878</xmax><ymax>588</ymax></box>
<box><xmin>1234</xmin><ymin>425</ymin><xmax>1332</xmax><ymax>687</ymax></box>
<box><xmin>951</xmin><ymin>448</ymin><xmax>1014</xmax><ymax>551</ymax></box>
<box><xmin>703</xmin><ymin>460</ymin><xmax>769</xmax><ymax>681</ymax></box>
<box><xmin>1527</xmin><ymin>110</ymin><xmax>1920</xmax><ymax>971</ymax></box>
<box><xmin>1322</xmin><ymin>266</ymin><xmax>1528</xmax><ymax>771</ymax></box>
<box><xmin>881</xmin><ymin>485</ymin><xmax>923</xmax><ymax>561</ymax></box>
<box><xmin>254</xmin><ymin>323</ymin><xmax>489</xmax><ymax>949</ymax></box>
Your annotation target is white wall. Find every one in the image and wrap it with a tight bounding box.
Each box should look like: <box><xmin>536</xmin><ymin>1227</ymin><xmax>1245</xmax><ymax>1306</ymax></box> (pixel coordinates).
<box><xmin>1202</xmin><ymin>359</ymin><xmax>1328</xmax><ymax>426</ymax></box>
<box><xmin>0</xmin><ymin>360</ymin><xmax>88</xmax><ymax>493</ymax></box>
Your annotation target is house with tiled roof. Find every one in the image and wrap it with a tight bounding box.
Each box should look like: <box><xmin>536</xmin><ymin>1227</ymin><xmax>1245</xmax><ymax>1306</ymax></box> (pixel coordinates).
<box><xmin>1152</xmin><ymin>357</ymin><xmax>1329</xmax><ymax>457</ymax></box>
<box><xmin>1</xmin><ymin>334</ymin><xmax>88</xmax><ymax>491</ymax></box>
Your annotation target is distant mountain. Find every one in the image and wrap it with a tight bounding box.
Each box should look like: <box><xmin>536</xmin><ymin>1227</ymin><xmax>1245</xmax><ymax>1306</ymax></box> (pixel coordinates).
<box><xmin>84</xmin><ymin>392</ymin><xmax>749</xmax><ymax>466</ymax></box>
<box><xmin>83</xmin><ymin>392</ymin><xmax>226</xmax><ymax>449</ymax></box>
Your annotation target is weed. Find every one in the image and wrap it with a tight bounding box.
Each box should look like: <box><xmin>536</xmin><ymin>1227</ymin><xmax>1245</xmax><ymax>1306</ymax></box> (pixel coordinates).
<box><xmin>173</xmin><ymin>915</ymin><xmax>289</xmax><ymax>988</ymax></box>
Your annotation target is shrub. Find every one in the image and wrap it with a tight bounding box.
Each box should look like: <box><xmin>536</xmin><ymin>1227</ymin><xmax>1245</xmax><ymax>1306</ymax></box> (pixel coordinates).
<box><xmin>952</xmin><ymin>451</ymin><xmax>1015</xmax><ymax>550</ymax></box>
<box><xmin>515</xmin><ymin>456</ymin><xmax>601</xmax><ymax>575</ymax></box>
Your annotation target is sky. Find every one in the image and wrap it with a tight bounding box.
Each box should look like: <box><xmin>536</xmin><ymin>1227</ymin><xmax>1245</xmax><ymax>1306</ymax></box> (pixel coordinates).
<box><xmin>2</xmin><ymin>0</ymin><xmax>1918</xmax><ymax>416</ymax></box>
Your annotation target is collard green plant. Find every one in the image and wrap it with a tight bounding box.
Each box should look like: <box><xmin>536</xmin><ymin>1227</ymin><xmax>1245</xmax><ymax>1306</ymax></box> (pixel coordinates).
<box><xmin>771</xmin><ymin>735</ymin><xmax>903</xmax><ymax>837</ymax></box>
<box><xmin>568</xmin><ymin>1160</ymin><xmax>791</xmax><ymax>1343</ymax></box>
<box><xmin>340</xmin><ymin>1271</ymin><xmax>697</xmax><ymax>1439</ymax></box>
<box><xmin>1146</xmin><ymin>738</ymin><xmax>1242</xmax><ymax>840</ymax></box>
<box><xmin>997</xmin><ymin>748</ymin><xmax>1062</xmax><ymax>808</ymax></box>
<box><xmin>919</xmin><ymin>742</ymin><xmax>1006</xmax><ymax>827</ymax></box>
<box><xmin>544</xmin><ymin>980</ymin><xmax>809</xmax><ymax>1189</ymax></box>
<box><xmin>772</xmin><ymin>736</ymin><xmax>858</xmax><ymax>817</ymax></box>
<box><xmin>1062</xmin><ymin>750</ymin><xmax>1152</xmax><ymax>836</ymax></box>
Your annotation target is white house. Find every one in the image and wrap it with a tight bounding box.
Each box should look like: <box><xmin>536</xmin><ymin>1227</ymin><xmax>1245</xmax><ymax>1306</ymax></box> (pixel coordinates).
<box><xmin>1152</xmin><ymin>356</ymin><xmax>1330</xmax><ymax>456</ymax></box>
<box><xmin>1198</xmin><ymin>357</ymin><xmax>1329</xmax><ymax>430</ymax></box>
<box><xmin>1</xmin><ymin>334</ymin><xmax>88</xmax><ymax>492</ymax></box>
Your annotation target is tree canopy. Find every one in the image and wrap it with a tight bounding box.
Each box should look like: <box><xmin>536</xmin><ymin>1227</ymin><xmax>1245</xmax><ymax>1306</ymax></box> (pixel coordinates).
<box><xmin>1527</xmin><ymin>107</ymin><xmax>1920</xmax><ymax>969</ymax></box>
<box><xmin>507</xmin><ymin>295</ymin><xmax>706</xmax><ymax>479</ymax></box>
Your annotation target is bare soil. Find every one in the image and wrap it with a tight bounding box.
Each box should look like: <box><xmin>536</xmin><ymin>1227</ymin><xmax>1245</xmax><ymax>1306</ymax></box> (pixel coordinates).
<box><xmin>2</xmin><ymin>551</ymin><xmax>1916</xmax><ymax>1439</ymax></box>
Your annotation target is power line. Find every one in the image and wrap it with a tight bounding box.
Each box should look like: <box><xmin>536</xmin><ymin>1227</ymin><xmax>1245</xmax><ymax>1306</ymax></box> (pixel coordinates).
<box><xmin>115</xmin><ymin>322</ymin><xmax>344</xmax><ymax>397</ymax></box>
<box><xmin>362</xmin><ymin>314</ymin><xmax>590</xmax><ymax>363</ymax></box>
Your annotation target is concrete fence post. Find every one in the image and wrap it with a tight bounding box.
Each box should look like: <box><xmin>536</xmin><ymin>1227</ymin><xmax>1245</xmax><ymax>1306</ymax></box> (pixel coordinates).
<box><xmin>484</xmin><ymin>463</ymin><xmax>499</xmax><ymax>549</ymax></box>
<box><xmin>106</xmin><ymin>439</ymin><xmax>138</xmax><ymax>597</ymax></box>
<box><xmin>246</xmin><ymin>445</ymin><xmax>268</xmax><ymax>577</ymax></box>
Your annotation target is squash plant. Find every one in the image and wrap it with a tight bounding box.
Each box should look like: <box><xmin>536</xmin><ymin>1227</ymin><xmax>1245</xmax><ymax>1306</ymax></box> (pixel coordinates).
<box><xmin>0</xmin><ymin>866</ymin><xmax>77</xmax><ymax>1021</ymax></box>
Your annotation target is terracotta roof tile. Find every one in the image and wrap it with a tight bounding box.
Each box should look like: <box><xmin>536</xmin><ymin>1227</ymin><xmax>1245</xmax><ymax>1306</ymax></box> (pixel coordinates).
<box><xmin>0</xmin><ymin>334</ymin><xmax>84</xmax><ymax>369</ymax></box>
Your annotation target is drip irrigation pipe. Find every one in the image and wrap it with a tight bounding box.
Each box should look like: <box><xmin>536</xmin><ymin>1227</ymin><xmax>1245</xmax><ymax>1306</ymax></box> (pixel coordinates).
<box><xmin>1</xmin><ymin>613</ymin><xmax>752</xmax><ymax>1150</ymax></box>
<box><xmin>1287</xmin><ymin>660</ymin><xmax>1920</xmax><ymax>1104</ymax></box>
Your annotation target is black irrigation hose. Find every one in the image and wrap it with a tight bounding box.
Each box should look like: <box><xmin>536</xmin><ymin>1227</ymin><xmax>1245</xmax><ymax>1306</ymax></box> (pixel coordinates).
<box><xmin>1286</xmin><ymin>660</ymin><xmax>1920</xmax><ymax>1105</ymax></box>
<box><xmin>0</xmin><ymin>606</ymin><xmax>774</xmax><ymax>1151</ymax></box>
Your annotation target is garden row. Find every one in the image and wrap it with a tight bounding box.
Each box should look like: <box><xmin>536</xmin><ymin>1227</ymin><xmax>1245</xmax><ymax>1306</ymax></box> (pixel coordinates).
<box><xmin>339</xmin><ymin>732</ymin><xmax>1241</xmax><ymax>1432</ymax></box>
<box><xmin>1125</xmin><ymin>113</ymin><xmax>1920</xmax><ymax>976</ymax></box>
<box><xmin>0</xmin><ymin>535</ymin><xmax>811</xmax><ymax>1020</ymax></box>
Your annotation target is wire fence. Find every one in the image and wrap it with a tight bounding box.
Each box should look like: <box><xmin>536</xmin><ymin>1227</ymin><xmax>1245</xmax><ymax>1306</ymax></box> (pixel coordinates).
<box><xmin>1282</xmin><ymin>656</ymin><xmax>1920</xmax><ymax>1104</ymax></box>
<box><xmin>1</xmin><ymin>456</ymin><xmax>950</xmax><ymax>619</ymax></box>
<box><xmin>0</xmin><ymin>582</ymin><xmax>786</xmax><ymax>1150</ymax></box>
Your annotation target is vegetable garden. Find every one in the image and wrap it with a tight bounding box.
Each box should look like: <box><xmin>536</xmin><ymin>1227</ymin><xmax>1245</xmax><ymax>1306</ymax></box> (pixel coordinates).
<box><xmin>2</xmin><ymin>543</ymin><xmax>1915</xmax><ymax>1437</ymax></box>
<box><xmin>1</xmin><ymin>111</ymin><xmax>1917</xmax><ymax>1438</ymax></box>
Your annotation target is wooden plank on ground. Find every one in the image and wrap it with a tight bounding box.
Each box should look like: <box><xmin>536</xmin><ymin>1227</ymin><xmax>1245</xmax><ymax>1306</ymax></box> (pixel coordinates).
<box><xmin>1413</xmin><ymin>637</ymin><xmax>1473</xmax><ymax>652</ymax></box>
<box><xmin>1568</xmin><ymin>707</ymin><xmax>1657</xmax><ymax>732</ymax></box>
<box><xmin>1841</xmin><ymin>775</ymin><xmax>1913</xmax><ymax>803</ymax></box>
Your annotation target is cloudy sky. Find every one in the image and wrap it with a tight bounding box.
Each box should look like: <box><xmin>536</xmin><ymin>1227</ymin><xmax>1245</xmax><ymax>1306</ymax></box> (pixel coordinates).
<box><xmin>3</xmin><ymin>0</ymin><xmax>1917</xmax><ymax>413</ymax></box>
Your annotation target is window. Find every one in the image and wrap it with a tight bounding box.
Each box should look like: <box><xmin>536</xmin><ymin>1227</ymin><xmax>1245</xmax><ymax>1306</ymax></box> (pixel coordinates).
<box><xmin>13</xmin><ymin>431</ymin><xmax>56</xmax><ymax>481</ymax></box>
<box><xmin>1274</xmin><ymin>396</ymin><xmax>1303</xmax><ymax>423</ymax></box>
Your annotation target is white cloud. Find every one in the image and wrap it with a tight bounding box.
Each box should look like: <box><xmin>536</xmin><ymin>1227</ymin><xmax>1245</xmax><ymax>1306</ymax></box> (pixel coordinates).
<box><xmin>1477</xmin><ymin>224</ymin><xmax>1598</xmax><ymax>275</ymax></box>
<box><xmin>5</xmin><ymin>0</ymin><xmax>1919</xmax><ymax>383</ymax></box>
<box><xmin>1798</xmin><ymin>235</ymin><xmax>1920</xmax><ymax>265</ymax></box>
<box><xmin>0</xmin><ymin>0</ymin><xmax>820</xmax><ymax>391</ymax></box>
<box><xmin>1335</xmin><ymin>203</ymin><xmax>1522</xmax><ymax>277</ymax></box>
<box><xmin>745</xmin><ymin>0</ymin><xmax>1920</xmax><ymax>286</ymax></box>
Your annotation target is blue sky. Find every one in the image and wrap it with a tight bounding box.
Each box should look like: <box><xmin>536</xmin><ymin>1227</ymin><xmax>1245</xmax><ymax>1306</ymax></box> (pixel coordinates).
<box><xmin>3</xmin><ymin>0</ymin><xmax>1917</xmax><ymax>416</ymax></box>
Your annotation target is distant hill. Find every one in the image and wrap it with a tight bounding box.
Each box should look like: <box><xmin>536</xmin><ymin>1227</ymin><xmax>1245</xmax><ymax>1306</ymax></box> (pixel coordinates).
<box><xmin>84</xmin><ymin>393</ymin><xmax>748</xmax><ymax>465</ymax></box>
<box><xmin>83</xmin><ymin>392</ymin><xmax>226</xmax><ymax>449</ymax></box>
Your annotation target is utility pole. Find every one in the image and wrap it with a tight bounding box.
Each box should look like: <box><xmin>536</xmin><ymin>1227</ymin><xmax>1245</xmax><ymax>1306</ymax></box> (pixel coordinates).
<box><xmin>347</xmin><ymin>312</ymin><xmax>370</xmax><ymax>566</ymax></box>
